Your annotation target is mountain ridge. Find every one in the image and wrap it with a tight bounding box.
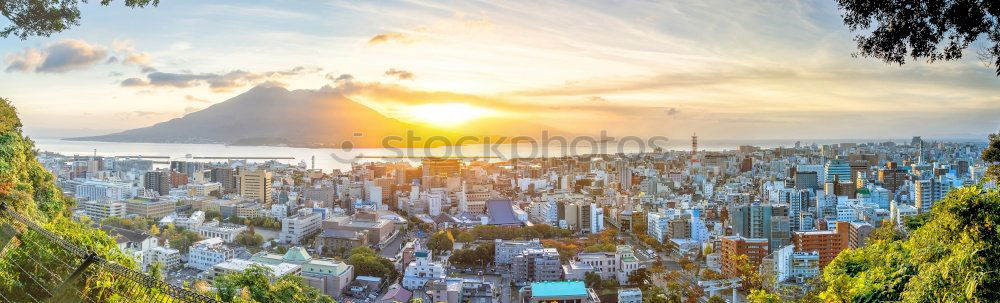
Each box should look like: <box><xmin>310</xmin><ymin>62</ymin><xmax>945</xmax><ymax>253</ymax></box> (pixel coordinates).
<box><xmin>68</xmin><ymin>85</ymin><xmax>572</xmax><ymax>148</ymax></box>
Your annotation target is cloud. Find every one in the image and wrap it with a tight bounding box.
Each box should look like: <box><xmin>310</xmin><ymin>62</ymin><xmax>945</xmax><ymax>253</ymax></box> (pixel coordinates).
<box><xmin>517</xmin><ymin>67</ymin><xmax>800</xmax><ymax>97</ymax></box>
<box><xmin>368</xmin><ymin>33</ymin><xmax>414</xmax><ymax>45</ymax></box>
<box><xmin>108</xmin><ymin>71</ymin><xmax>124</xmax><ymax>77</ymax></box>
<box><xmin>185</xmin><ymin>95</ymin><xmax>210</xmax><ymax>103</ymax></box>
<box><xmin>121</xmin><ymin>77</ymin><xmax>150</xmax><ymax>87</ymax></box>
<box><xmin>169</xmin><ymin>42</ymin><xmax>192</xmax><ymax>51</ymax></box>
<box><xmin>665</xmin><ymin>107</ymin><xmax>678</xmax><ymax>115</ymax></box>
<box><xmin>321</xmin><ymin>76</ymin><xmax>669</xmax><ymax>121</ymax></box>
<box><xmin>121</xmin><ymin>66</ymin><xmax>319</xmax><ymax>92</ymax></box>
<box><xmin>384</xmin><ymin>68</ymin><xmax>414</xmax><ymax>80</ymax></box>
<box><xmin>4</xmin><ymin>40</ymin><xmax>108</xmax><ymax>73</ymax></box>
<box><xmin>4</xmin><ymin>49</ymin><xmax>44</xmax><ymax>72</ymax></box>
<box><xmin>123</xmin><ymin>52</ymin><xmax>152</xmax><ymax>66</ymax></box>
<box><xmin>326</xmin><ymin>73</ymin><xmax>354</xmax><ymax>81</ymax></box>
<box><xmin>589</xmin><ymin>96</ymin><xmax>609</xmax><ymax>103</ymax></box>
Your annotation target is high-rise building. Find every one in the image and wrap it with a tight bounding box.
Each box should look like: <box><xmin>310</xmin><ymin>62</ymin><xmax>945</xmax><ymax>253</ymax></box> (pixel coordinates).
<box><xmin>877</xmin><ymin>162</ymin><xmax>908</xmax><ymax>193</ymax></box>
<box><xmin>210</xmin><ymin>167</ymin><xmax>238</xmax><ymax>194</ymax></box>
<box><xmin>792</xmin><ymin>221</ymin><xmax>850</xmax><ymax>268</ymax></box>
<box><xmin>143</xmin><ymin>170</ymin><xmax>171</xmax><ymax>196</ymax></box>
<box><xmin>511</xmin><ymin>248</ymin><xmax>562</xmax><ymax>283</ymax></box>
<box><xmin>729</xmin><ymin>203</ymin><xmax>790</xmax><ymax>253</ymax></box>
<box><xmin>422</xmin><ymin>158</ymin><xmax>461</xmax><ymax>177</ymax></box>
<box><xmin>720</xmin><ymin>235</ymin><xmax>769</xmax><ymax>277</ymax></box>
<box><xmin>740</xmin><ymin>157</ymin><xmax>753</xmax><ymax>172</ymax></box>
<box><xmin>913</xmin><ymin>176</ymin><xmax>953</xmax><ymax>213</ymax></box>
<box><xmin>823</xmin><ymin>159</ymin><xmax>852</xmax><ymax>184</ymax></box>
<box><xmin>794</xmin><ymin>171</ymin><xmax>818</xmax><ymax>190</ymax></box>
<box><xmin>240</xmin><ymin>169</ymin><xmax>273</xmax><ymax>205</ymax></box>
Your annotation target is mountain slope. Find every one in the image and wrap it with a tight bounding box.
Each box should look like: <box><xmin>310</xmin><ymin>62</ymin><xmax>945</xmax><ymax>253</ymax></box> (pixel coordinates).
<box><xmin>69</xmin><ymin>85</ymin><xmax>437</xmax><ymax>148</ymax></box>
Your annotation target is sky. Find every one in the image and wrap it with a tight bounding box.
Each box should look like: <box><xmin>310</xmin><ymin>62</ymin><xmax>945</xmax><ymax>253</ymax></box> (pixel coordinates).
<box><xmin>1</xmin><ymin>0</ymin><xmax>999</xmax><ymax>141</ymax></box>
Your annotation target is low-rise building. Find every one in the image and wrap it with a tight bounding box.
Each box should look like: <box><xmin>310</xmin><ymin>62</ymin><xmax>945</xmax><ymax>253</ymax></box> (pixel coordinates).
<box><xmin>205</xmin><ymin>259</ymin><xmax>301</xmax><ymax>281</ymax></box>
<box><xmin>188</xmin><ymin>238</ymin><xmax>236</xmax><ymax>271</ymax></box>
<box><xmin>125</xmin><ymin>199</ymin><xmax>175</xmax><ymax>219</ymax></box>
<box><xmin>147</xmin><ymin>246</ymin><xmax>181</xmax><ymax>271</ymax></box>
<box><xmin>250</xmin><ymin>247</ymin><xmax>354</xmax><ymax>297</ymax></box>
<box><xmin>194</xmin><ymin>220</ymin><xmax>247</xmax><ymax>243</ymax></box>
<box><xmin>774</xmin><ymin>245</ymin><xmax>820</xmax><ymax>283</ymax></box>
<box><xmin>280</xmin><ymin>210</ymin><xmax>323</xmax><ymax>244</ymax></box>
<box><xmin>81</xmin><ymin>199</ymin><xmax>126</xmax><ymax>221</ymax></box>
<box><xmin>401</xmin><ymin>244</ymin><xmax>446</xmax><ymax>290</ymax></box>
<box><xmin>617</xmin><ymin>288</ymin><xmax>642</xmax><ymax>303</ymax></box>
<box><xmin>320</xmin><ymin>212</ymin><xmax>395</xmax><ymax>248</ymax></box>
<box><xmin>315</xmin><ymin>229</ymin><xmax>369</xmax><ymax>257</ymax></box>
<box><xmin>519</xmin><ymin>281</ymin><xmax>600</xmax><ymax>303</ymax></box>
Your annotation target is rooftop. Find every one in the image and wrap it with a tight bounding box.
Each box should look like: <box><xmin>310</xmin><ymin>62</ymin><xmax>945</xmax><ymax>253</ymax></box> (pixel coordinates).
<box><xmin>531</xmin><ymin>281</ymin><xmax>588</xmax><ymax>298</ymax></box>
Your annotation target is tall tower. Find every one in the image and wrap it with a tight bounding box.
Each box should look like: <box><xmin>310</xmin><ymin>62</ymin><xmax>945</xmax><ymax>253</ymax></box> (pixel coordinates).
<box><xmin>692</xmin><ymin>133</ymin><xmax>698</xmax><ymax>156</ymax></box>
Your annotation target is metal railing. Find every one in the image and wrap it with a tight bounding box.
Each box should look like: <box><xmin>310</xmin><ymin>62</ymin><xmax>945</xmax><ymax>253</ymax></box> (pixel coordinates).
<box><xmin>0</xmin><ymin>202</ymin><xmax>219</xmax><ymax>303</ymax></box>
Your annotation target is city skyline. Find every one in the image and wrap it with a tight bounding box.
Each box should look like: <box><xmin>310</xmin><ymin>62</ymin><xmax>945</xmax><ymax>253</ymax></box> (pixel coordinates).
<box><xmin>2</xmin><ymin>0</ymin><xmax>999</xmax><ymax>141</ymax></box>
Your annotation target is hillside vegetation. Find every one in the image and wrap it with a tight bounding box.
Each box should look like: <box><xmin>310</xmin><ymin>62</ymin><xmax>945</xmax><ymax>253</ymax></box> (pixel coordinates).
<box><xmin>0</xmin><ymin>98</ymin><xmax>335</xmax><ymax>302</ymax></box>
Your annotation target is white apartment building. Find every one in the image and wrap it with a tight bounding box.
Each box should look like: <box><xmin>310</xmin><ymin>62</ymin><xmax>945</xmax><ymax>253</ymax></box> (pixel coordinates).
<box><xmin>188</xmin><ymin>237</ymin><xmax>236</xmax><ymax>271</ymax></box>
<box><xmin>774</xmin><ymin>245</ymin><xmax>820</xmax><ymax>283</ymax></box>
<box><xmin>495</xmin><ymin>238</ymin><xmax>543</xmax><ymax>265</ymax></box>
<box><xmin>280</xmin><ymin>210</ymin><xmax>322</xmax><ymax>244</ymax></box>
<box><xmin>618</xmin><ymin>288</ymin><xmax>642</xmax><ymax>303</ymax></box>
<box><xmin>194</xmin><ymin>221</ymin><xmax>247</xmax><ymax>243</ymax></box>
<box><xmin>81</xmin><ymin>199</ymin><xmax>126</xmax><ymax>221</ymax></box>
<box><xmin>402</xmin><ymin>244</ymin><xmax>446</xmax><ymax>290</ymax></box>
<box><xmin>175</xmin><ymin>211</ymin><xmax>205</xmax><ymax>229</ymax></box>
<box><xmin>647</xmin><ymin>211</ymin><xmax>671</xmax><ymax>243</ymax></box>
<box><xmin>146</xmin><ymin>246</ymin><xmax>182</xmax><ymax>271</ymax></box>
<box><xmin>75</xmin><ymin>180</ymin><xmax>133</xmax><ymax>201</ymax></box>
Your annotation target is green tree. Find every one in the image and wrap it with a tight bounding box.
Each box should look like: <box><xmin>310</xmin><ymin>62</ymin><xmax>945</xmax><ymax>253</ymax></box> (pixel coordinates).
<box><xmin>146</xmin><ymin>261</ymin><xmax>163</xmax><ymax>281</ymax></box>
<box><xmin>726</xmin><ymin>254</ymin><xmax>764</xmax><ymax>291</ymax></box>
<box><xmin>456</xmin><ymin>231</ymin><xmax>474</xmax><ymax>243</ymax></box>
<box><xmin>235</xmin><ymin>230</ymin><xmax>264</xmax><ymax>247</ymax></box>
<box><xmin>627</xmin><ymin>268</ymin><xmax>651</xmax><ymax>286</ymax></box>
<box><xmin>836</xmin><ymin>0</ymin><xmax>1000</xmax><ymax>75</ymax></box>
<box><xmin>584</xmin><ymin>272</ymin><xmax>602</xmax><ymax>289</ymax></box>
<box><xmin>1</xmin><ymin>0</ymin><xmax>160</xmax><ymax>40</ymax></box>
<box><xmin>747</xmin><ymin>289</ymin><xmax>781</xmax><ymax>303</ymax></box>
<box><xmin>985</xmin><ymin>131</ymin><xmax>1000</xmax><ymax>182</ymax></box>
<box><xmin>213</xmin><ymin>264</ymin><xmax>336</xmax><ymax>303</ymax></box>
<box><xmin>346</xmin><ymin>245</ymin><xmax>398</xmax><ymax>281</ymax></box>
<box><xmin>706</xmin><ymin>296</ymin><xmax>725</xmax><ymax>303</ymax></box>
<box><xmin>427</xmin><ymin>231</ymin><xmax>454</xmax><ymax>254</ymax></box>
<box><xmin>821</xmin><ymin>186</ymin><xmax>1000</xmax><ymax>302</ymax></box>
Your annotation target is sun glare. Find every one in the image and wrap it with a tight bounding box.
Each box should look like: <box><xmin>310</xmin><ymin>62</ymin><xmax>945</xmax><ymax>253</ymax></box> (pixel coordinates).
<box><xmin>404</xmin><ymin>103</ymin><xmax>497</xmax><ymax>127</ymax></box>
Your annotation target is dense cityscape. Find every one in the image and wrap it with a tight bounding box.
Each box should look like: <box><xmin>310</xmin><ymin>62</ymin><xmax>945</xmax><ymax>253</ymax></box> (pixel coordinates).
<box><xmin>3</xmin><ymin>0</ymin><xmax>1000</xmax><ymax>302</ymax></box>
<box><xmin>31</xmin><ymin>134</ymin><xmax>995</xmax><ymax>303</ymax></box>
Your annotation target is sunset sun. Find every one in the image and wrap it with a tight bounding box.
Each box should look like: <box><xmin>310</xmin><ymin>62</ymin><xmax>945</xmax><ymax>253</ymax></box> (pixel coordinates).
<box><xmin>403</xmin><ymin>103</ymin><xmax>497</xmax><ymax>127</ymax></box>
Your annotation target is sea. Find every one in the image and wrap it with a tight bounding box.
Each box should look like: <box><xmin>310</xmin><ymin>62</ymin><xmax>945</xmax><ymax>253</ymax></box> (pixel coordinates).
<box><xmin>30</xmin><ymin>137</ymin><xmax>981</xmax><ymax>172</ymax></box>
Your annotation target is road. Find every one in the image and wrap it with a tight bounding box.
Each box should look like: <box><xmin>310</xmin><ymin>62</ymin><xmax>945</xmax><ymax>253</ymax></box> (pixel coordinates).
<box><xmin>379</xmin><ymin>230</ymin><xmax>407</xmax><ymax>258</ymax></box>
<box><xmin>624</xmin><ymin>232</ymin><xmax>703</xmax><ymax>302</ymax></box>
